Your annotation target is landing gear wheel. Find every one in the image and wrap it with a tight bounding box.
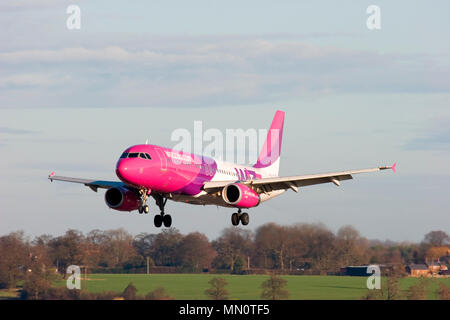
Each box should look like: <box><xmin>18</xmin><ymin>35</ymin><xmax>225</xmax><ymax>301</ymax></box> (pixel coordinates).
<box><xmin>138</xmin><ymin>206</ymin><xmax>144</xmax><ymax>214</ymax></box>
<box><xmin>231</xmin><ymin>213</ymin><xmax>240</xmax><ymax>226</ymax></box>
<box><xmin>154</xmin><ymin>215</ymin><xmax>163</xmax><ymax>228</ymax></box>
<box><xmin>143</xmin><ymin>205</ymin><xmax>149</xmax><ymax>214</ymax></box>
<box><xmin>240</xmin><ymin>212</ymin><xmax>249</xmax><ymax>226</ymax></box>
<box><xmin>163</xmin><ymin>214</ymin><xmax>172</xmax><ymax>228</ymax></box>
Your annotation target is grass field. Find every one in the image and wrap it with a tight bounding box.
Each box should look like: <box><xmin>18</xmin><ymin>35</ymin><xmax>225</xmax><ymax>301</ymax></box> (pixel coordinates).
<box><xmin>54</xmin><ymin>274</ymin><xmax>450</xmax><ymax>300</ymax></box>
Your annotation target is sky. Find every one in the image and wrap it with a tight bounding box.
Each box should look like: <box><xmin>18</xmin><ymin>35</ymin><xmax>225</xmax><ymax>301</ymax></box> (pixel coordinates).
<box><xmin>0</xmin><ymin>1</ymin><xmax>449</xmax><ymax>242</ymax></box>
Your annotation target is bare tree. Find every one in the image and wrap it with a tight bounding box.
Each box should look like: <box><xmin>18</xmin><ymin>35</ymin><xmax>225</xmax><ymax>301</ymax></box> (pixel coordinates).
<box><xmin>212</xmin><ymin>228</ymin><xmax>252</xmax><ymax>272</ymax></box>
<box><xmin>121</xmin><ymin>282</ymin><xmax>137</xmax><ymax>300</ymax></box>
<box><xmin>48</xmin><ymin>229</ymin><xmax>84</xmax><ymax>277</ymax></box>
<box><xmin>260</xmin><ymin>274</ymin><xmax>289</xmax><ymax>300</ymax></box>
<box><xmin>178</xmin><ymin>232</ymin><xmax>216</xmax><ymax>272</ymax></box>
<box><xmin>423</xmin><ymin>231</ymin><xmax>449</xmax><ymax>247</ymax></box>
<box><xmin>407</xmin><ymin>278</ymin><xmax>430</xmax><ymax>300</ymax></box>
<box><xmin>151</xmin><ymin>228</ymin><xmax>183</xmax><ymax>266</ymax></box>
<box><xmin>436</xmin><ymin>283</ymin><xmax>450</xmax><ymax>300</ymax></box>
<box><xmin>0</xmin><ymin>231</ymin><xmax>30</xmax><ymax>288</ymax></box>
<box><xmin>145</xmin><ymin>287</ymin><xmax>173</xmax><ymax>300</ymax></box>
<box><xmin>205</xmin><ymin>277</ymin><xmax>229</xmax><ymax>300</ymax></box>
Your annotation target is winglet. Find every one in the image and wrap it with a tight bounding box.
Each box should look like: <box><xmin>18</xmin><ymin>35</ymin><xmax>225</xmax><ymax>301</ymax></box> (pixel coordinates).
<box><xmin>391</xmin><ymin>162</ymin><xmax>397</xmax><ymax>173</ymax></box>
<box><xmin>49</xmin><ymin>171</ymin><xmax>55</xmax><ymax>181</ymax></box>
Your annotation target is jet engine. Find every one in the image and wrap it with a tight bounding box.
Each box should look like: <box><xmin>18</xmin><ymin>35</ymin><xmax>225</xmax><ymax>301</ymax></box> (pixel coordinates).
<box><xmin>222</xmin><ymin>183</ymin><xmax>260</xmax><ymax>208</ymax></box>
<box><xmin>104</xmin><ymin>187</ymin><xmax>141</xmax><ymax>211</ymax></box>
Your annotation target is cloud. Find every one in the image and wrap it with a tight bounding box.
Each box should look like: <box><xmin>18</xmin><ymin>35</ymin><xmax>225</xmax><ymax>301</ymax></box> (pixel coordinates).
<box><xmin>0</xmin><ymin>73</ymin><xmax>69</xmax><ymax>88</ymax></box>
<box><xmin>403</xmin><ymin>118</ymin><xmax>450</xmax><ymax>151</ymax></box>
<box><xmin>0</xmin><ymin>0</ymin><xmax>73</xmax><ymax>12</ymax></box>
<box><xmin>0</xmin><ymin>127</ymin><xmax>39</xmax><ymax>135</ymax></box>
<box><xmin>1</xmin><ymin>38</ymin><xmax>449</xmax><ymax>108</ymax></box>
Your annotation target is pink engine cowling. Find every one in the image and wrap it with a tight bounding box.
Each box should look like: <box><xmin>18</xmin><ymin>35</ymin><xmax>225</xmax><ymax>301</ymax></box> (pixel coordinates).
<box><xmin>104</xmin><ymin>187</ymin><xmax>141</xmax><ymax>211</ymax></box>
<box><xmin>222</xmin><ymin>183</ymin><xmax>260</xmax><ymax>208</ymax></box>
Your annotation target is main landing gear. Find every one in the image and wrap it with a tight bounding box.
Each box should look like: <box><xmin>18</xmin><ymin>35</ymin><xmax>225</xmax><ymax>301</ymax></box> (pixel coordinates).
<box><xmin>231</xmin><ymin>209</ymin><xmax>249</xmax><ymax>226</ymax></box>
<box><xmin>153</xmin><ymin>194</ymin><xmax>172</xmax><ymax>228</ymax></box>
<box><xmin>136</xmin><ymin>189</ymin><xmax>172</xmax><ymax>228</ymax></box>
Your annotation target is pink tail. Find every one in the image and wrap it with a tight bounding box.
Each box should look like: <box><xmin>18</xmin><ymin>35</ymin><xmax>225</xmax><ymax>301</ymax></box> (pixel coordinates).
<box><xmin>253</xmin><ymin>110</ymin><xmax>285</xmax><ymax>176</ymax></box>
<box><xmin>391</xmin><ymin>162</ymin><xmax>397</xmax><ymax>173</ymax></box>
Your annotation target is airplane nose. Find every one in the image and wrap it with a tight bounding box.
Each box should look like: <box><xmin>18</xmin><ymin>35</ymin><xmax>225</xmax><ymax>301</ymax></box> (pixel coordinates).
<box><xmin>116</xmin><ymin>160</ymin><xmax>129</xmax><ymax>181</ymax></box>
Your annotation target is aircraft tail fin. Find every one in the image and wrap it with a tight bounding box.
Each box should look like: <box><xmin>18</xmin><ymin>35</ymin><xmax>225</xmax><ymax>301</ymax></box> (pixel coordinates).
<box><xmin>253</xmin><ymin>110</ymin><xmax>285</xmax><ymax>176</ymax></box>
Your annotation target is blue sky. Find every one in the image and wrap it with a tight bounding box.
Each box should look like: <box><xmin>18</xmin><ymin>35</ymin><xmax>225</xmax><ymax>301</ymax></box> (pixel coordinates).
<box><xmin>0</xmin><ymin>1</ymin><xmax>449</xmax><ymax>241</ymax></box>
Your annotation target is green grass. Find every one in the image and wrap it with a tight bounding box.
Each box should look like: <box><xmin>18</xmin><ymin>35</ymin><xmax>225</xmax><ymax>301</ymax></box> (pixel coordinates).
<box><xmin>55</xmin><ymin>274</ymin><xmax>450</xmax><ymax>300</ymax></box>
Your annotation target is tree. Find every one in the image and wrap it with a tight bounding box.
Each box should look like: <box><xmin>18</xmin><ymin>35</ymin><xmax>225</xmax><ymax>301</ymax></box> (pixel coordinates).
<box><xmin>426</xmin><ymin>246</ymin><xmax>449</xmax><ymax>263</ymax></box>
<box><xmin>254</xmin><ymin>224</ymin><xmax>288</xmax><ymax>270</ymax></box>
<box><xmin>436</xmin><ymin>283</ymin><xmax>450</xmax><ymax>300</ymax></box>
<box><xmin>335</xmin><ymin>225</ymin><xmax>369</xmax><ymax>267</ymax></box>
<box><xmin>151</xmin><ymin>228</ymin><xmax>183</xmax><ymax>266</ymax></box>
<box><xmin>0</xmin><ymin>231</ymin><xmax>30</xmax><ymax>288</ymax></box>
<box><xmin>20</xmin><ymin>256</ymin><xmax>57</xmax><ymax>300</ymax></box>
<box><xmin>260</xmin><ymin>274</ymin><xmax>289</xmax><ymax>300</ymax></box>
<box><xmin>423</xmin><ymin>231</ymin><xmax>449</xmax><ymax>247</ymax></box>
<box><xmin>205</xmin><ymin>277</ymin><xmax>229</xmax><ymax>300</ymax></box>
<box><xmin>48</xmin><ymin>229</ymin><xmax>84</xmax><ymax>277</ymax></box>
<box><xmin>384</xmin><ymin>268</ymin><xmax>405</xmax><ymax>300</ymax></box>
<box><xmin>133</xmin><ymin>232</ymin><xmax>157</xmax><ymax>258</ymax></box>
<box><xmin>103</xmin><ymin>229</ymin><xmax>137</xmax><ymax>267</ymax></box>
<box><xmin>361</xmin><ymin>289</ymin><xmax>384</xmax><ymax>300</ymax></box>
<box><xmin>212</xmin><ymin>228</ymin><xmax>252</xmax><ymax>272</ymax></box>
<box><xmin>145</xmin><ymin>287</ymin><xmax>173</xmax><ymax>300</ymax></box>
<box><xmin>232</xmin><ymin>256</ymin><xmax>245</xmax><ymax>274</ymax></box>
<box><xmin>177</xmin><ymin>232</ymin><xmax>216</xmax><ymax>272</ymax></box>
<box><xmin>407</xmin><ymin>278</ymin><xmax>429</xmax><ymax>300</ymax></box>
<box><xmin>121</xmin><ymin>282</ymin><xmax>137</xmax><ymax>300</ymax></box>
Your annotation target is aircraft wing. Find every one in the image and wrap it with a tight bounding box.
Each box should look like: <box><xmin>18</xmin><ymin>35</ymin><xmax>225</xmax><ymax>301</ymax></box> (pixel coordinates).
<box><xmin>203</xmin><ymin>163</ymin><xmax>396</xmax><ymax>194</ymax></box>
<box><xmin>48</xmin><ymin>172</ymin><xmax>125</xmax><ymax>192</ymax></box>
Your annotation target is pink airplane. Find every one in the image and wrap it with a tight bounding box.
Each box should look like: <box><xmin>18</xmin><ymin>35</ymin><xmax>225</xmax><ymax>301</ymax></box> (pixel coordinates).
<box><xmin>49</xmin><ymin>111</ymin><xmax>396</xmax><ymax>228</ymax></box>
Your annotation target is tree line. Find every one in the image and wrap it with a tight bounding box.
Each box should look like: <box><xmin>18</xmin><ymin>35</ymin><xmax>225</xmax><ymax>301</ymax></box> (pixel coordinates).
<box><xmin>0</xmin><ymin>223</ymin><xmax>449</xmax><ymax>289</ymax></box>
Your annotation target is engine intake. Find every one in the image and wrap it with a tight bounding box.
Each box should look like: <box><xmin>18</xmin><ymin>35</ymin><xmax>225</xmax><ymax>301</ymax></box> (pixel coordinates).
<box><xmin>105</xmin><ymin>187</ymin><xmax>140</xmax><ymax>212</ymax></box>
<box><xmin>222</xmin><ymin>183</ymin><xmax>260</xmax><ymax>208</ymax></box>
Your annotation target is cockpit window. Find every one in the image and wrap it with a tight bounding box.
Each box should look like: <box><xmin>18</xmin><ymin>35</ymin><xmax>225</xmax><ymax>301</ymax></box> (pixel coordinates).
<box><xmin>138</xmin><ymin>153</ymin><xmax>152</xmax><ymax>160</ymax></box>
<box><xmin>120</xmin><ymin>152</ymin><xmax>151</xmax><ymax>160</ymax></box>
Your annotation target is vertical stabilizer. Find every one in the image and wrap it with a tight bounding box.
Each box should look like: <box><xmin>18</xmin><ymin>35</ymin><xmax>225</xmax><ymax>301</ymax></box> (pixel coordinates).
<box><xmin>253</xmin><ymin>110</ymin><xmax>285</xmax><ymax>176</ymax></box>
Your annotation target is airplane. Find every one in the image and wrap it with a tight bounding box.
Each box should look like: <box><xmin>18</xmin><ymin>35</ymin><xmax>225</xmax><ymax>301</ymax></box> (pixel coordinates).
<box><xmin>48</xmin><ymin>110</ymin><xmax>396</xmax><ymax>228</ymax></box>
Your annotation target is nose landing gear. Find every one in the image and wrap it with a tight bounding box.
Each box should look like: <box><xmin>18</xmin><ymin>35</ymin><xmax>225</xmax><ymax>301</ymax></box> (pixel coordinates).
<box><xmin>138</xmin><ymin>189</ymin><xmax>150</xmax><ymax>214</ymax></box>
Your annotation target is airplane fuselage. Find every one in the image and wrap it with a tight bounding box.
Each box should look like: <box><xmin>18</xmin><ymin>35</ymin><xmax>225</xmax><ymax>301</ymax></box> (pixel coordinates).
<box><xmin>115</xmin><ymin>144</ymin><xmax>280</xmax><ymax>207</ymax></box>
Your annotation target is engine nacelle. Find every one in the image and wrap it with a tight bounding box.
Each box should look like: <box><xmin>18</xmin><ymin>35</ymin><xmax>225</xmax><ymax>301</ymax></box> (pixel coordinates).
<box><xmin>104</xmin><ymin>187</ymin><xmax>140</xmax><ymax>212</ymax></box>
<box><xmin>222</xmin><ymin>183</ymin><xmax>260</xmax><ymax>208</ymax></box>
